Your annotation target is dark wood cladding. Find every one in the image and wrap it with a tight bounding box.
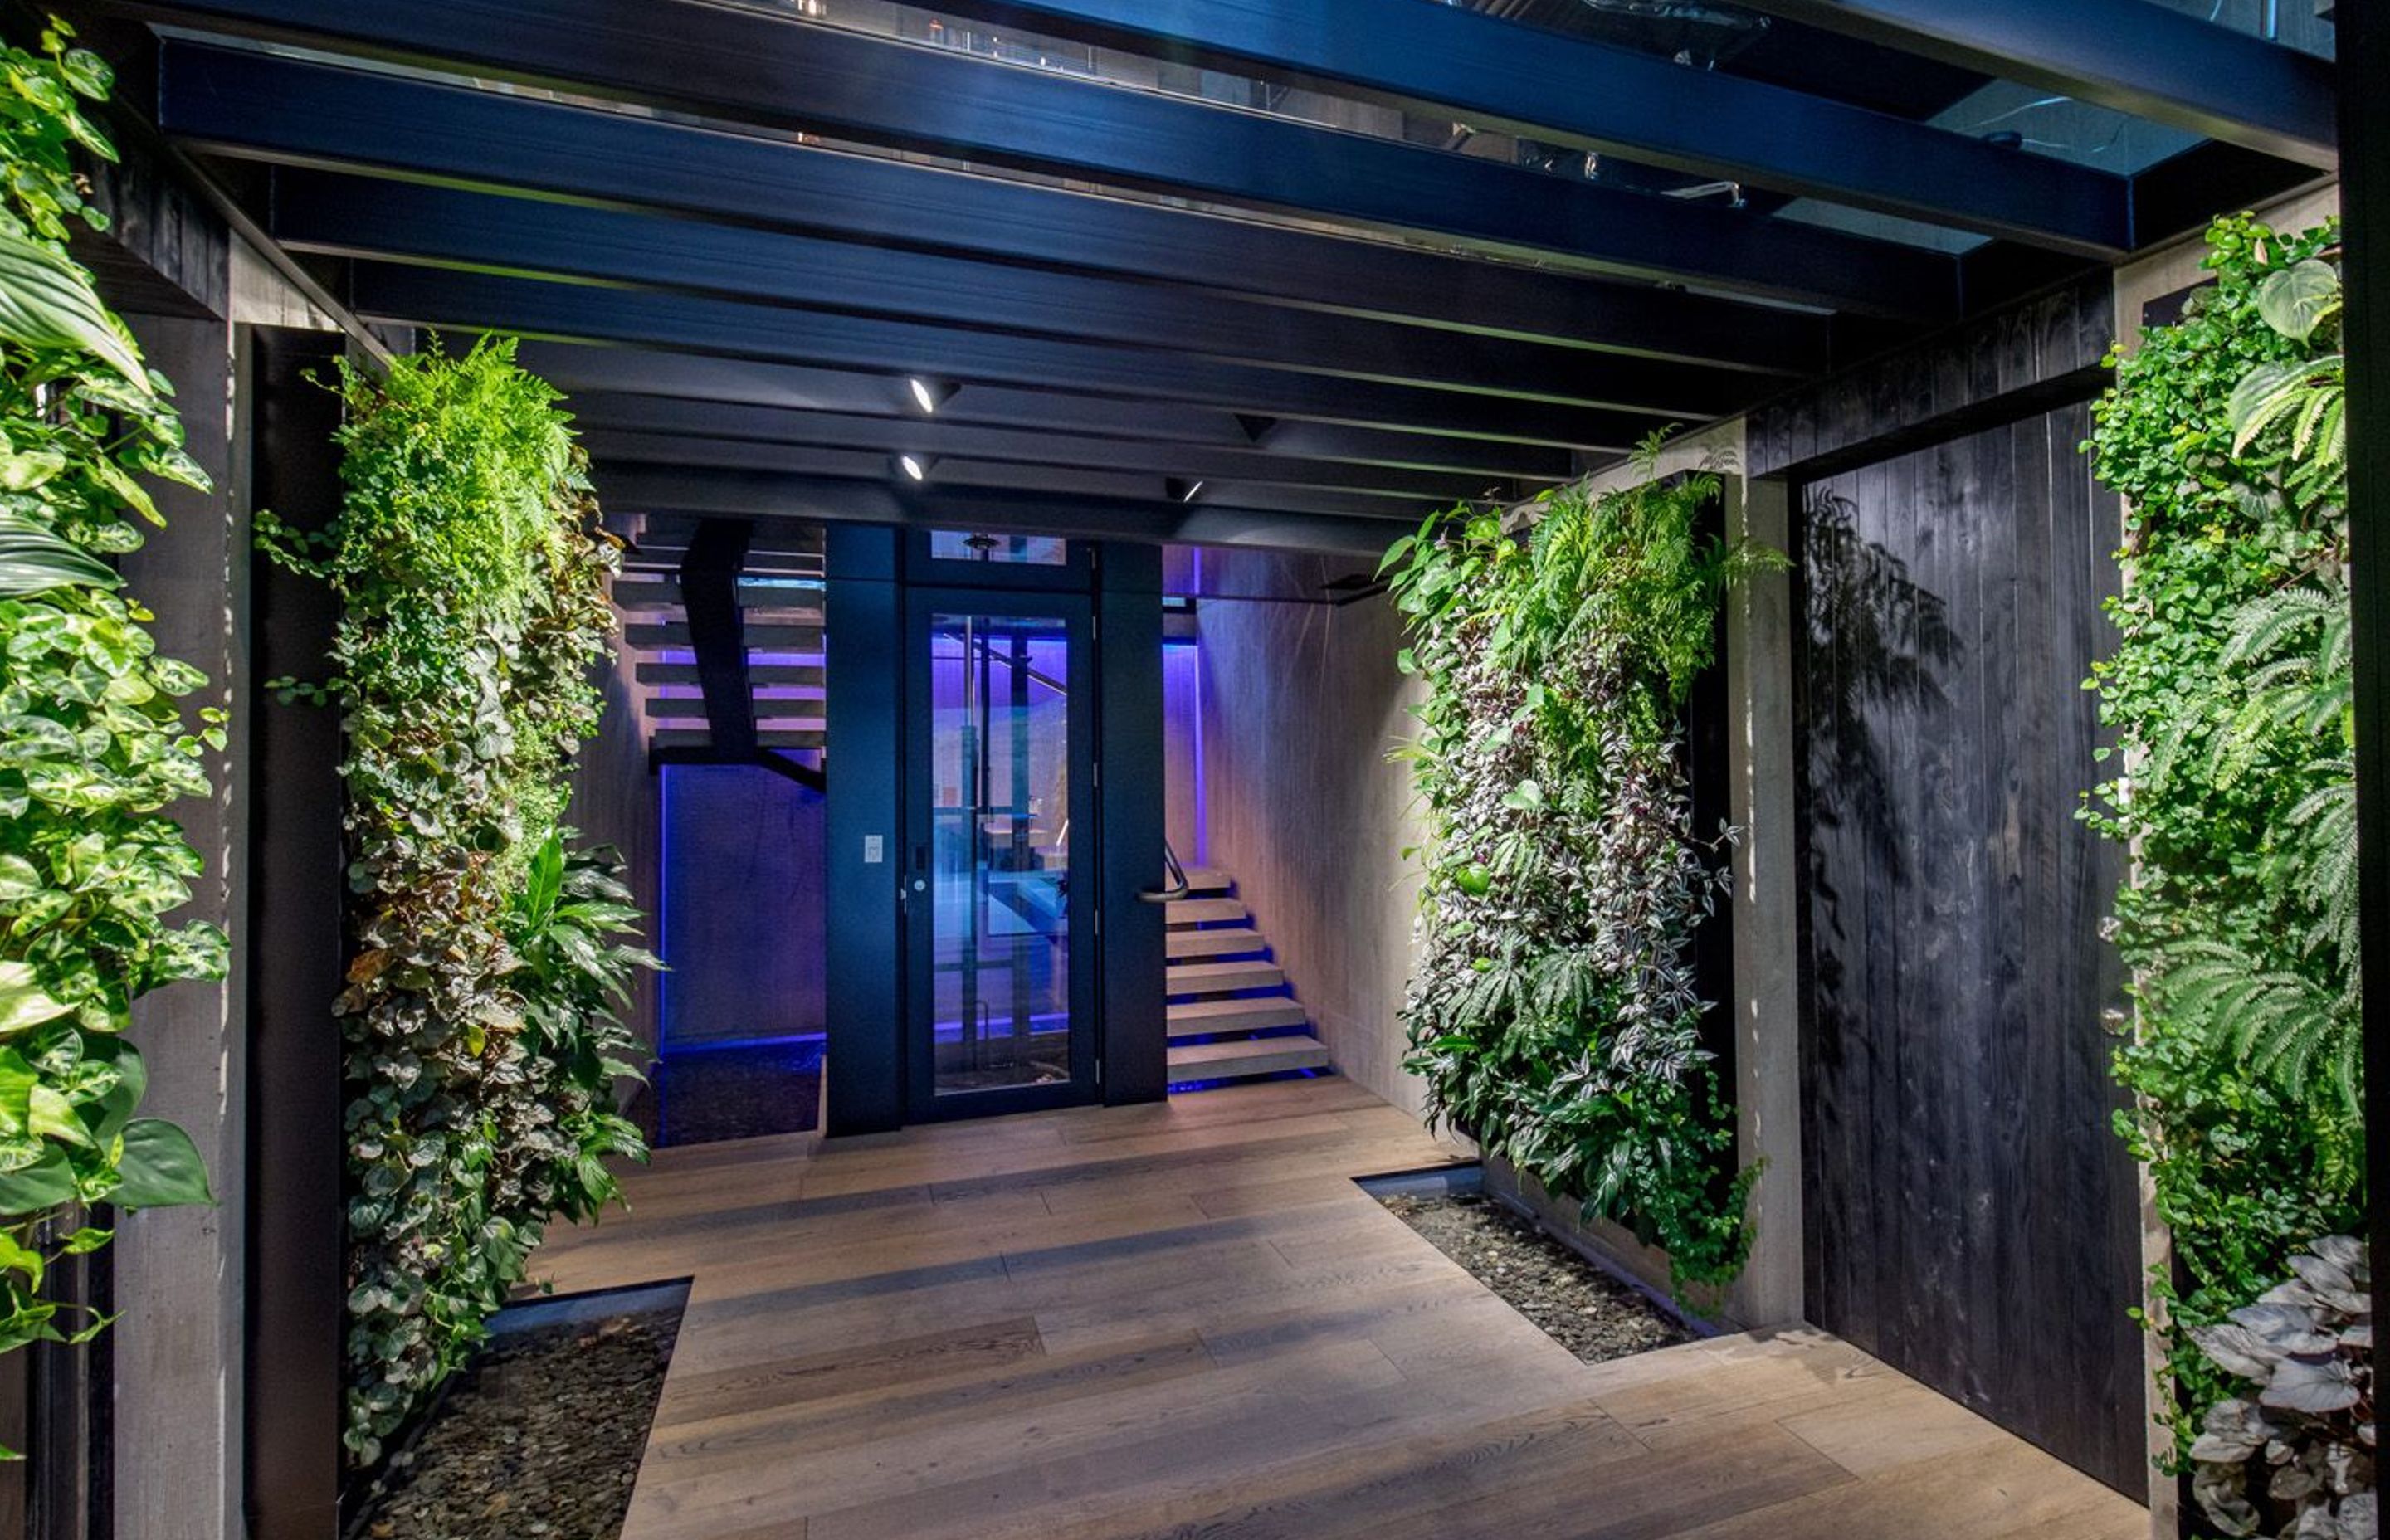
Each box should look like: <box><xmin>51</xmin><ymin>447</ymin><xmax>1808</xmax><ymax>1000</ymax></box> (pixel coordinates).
<box><xmin>1792</xmin><ymin>398</ymin><xmax>2145</xmax><ymax>1498</ymax></box>
<box><xmin>1751</xmin><ymin>276</ymin><xmax>2114</xmax><ymax>483</ymax></box>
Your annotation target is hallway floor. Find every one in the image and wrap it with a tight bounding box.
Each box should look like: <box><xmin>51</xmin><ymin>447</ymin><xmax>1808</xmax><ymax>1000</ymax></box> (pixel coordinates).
<box><xmin>532</xmin><ymin>1077</ymin><xmax>2149</xmax><ymax>1540</ymax></box>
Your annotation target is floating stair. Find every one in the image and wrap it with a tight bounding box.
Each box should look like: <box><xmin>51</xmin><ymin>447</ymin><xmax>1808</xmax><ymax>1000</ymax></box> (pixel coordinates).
<box><xmin>1164</xmin><ymin>868</ymin><xmax>1329</xmax><ymax>1089</ymax></box>
<box><xmin>612</xmin><ymin>514</ymin><xmax>831</xmax><ymax>764</ymax></box>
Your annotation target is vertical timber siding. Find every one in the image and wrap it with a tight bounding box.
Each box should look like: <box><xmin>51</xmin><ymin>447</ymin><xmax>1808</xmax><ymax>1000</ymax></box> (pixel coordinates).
<box><xmin>1767</xmin><ymin>279</ymin><xmax>2148</xmax><ymax>1499</ymax></box>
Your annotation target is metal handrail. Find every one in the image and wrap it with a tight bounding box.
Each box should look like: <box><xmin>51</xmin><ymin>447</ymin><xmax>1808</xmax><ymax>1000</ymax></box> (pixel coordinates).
<box><xmin>1139</xmin><ymin>841</ymin><xmax>1191</xmax><ymax>904</ymax></box>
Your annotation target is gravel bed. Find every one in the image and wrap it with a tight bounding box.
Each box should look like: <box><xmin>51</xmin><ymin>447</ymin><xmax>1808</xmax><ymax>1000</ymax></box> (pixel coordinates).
<box><xmin>634</xmin><ymin>1038</ymin><xmax>822</xmax><ymax>1148</ymax></box>
<box><xmin>354</xmin><ymin>1305</ymin><xmax>680</xmax><ymax>1540</ymax></box>
<box><xmin>1380</xmin><ymin>1191</ymin><xmax>1690</xmax><ymax>1362</ymax></box>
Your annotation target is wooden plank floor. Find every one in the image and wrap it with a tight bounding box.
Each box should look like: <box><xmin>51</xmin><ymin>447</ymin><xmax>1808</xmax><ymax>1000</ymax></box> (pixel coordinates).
<box><xmin>532</xmin><ymin>1076</ymin><xmax>2149</xmax><ymax>1540</ymax></box>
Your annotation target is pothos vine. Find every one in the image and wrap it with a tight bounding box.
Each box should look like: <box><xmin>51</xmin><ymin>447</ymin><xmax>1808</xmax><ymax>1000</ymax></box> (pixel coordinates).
<box><xmin>0</xmin><ymin>21</ymin><xmax>224</xmax><ymax>1429</ymax></box>
<box><xmin>1383</xmin><ymin>438</ymin><xmax>1775</xmax><ymax>1296</ymax></box>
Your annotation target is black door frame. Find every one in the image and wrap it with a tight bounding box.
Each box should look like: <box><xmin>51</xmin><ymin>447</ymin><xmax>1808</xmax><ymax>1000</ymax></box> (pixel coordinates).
<box><xmin>901</xmin><ymin>585</ymin><xmax>1102</xmax><ymax>1121</ymax></box>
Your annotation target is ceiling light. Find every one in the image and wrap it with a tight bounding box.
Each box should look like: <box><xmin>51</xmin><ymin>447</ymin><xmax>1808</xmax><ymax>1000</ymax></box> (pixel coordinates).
<box><xmin>905</xmin><ymin>377</ymin><xmax>956</xmax><ymax>415</ymax></box>
<box><xmin>1180</xmin><ymin>479</ymin><xmax>1205</xmax><ymax>503</ymax></box>
<box><xmin>898</xmin><ymin>453</ymin><xmax>933</xmax><ymax>482</ymax></box>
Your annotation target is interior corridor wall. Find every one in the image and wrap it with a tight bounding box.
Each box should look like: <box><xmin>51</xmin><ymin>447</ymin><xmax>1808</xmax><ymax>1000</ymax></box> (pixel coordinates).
<box><xmin>1193</xmin><ymin>574</ymin><xmax>1427</xmax><ymax>1117</ymax></box>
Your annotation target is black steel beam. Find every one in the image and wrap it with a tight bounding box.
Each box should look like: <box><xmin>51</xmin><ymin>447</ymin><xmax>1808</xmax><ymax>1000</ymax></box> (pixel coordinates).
<box><xmin>593</xmin><ymin>468</ymin><xmax>1420</xmax><ymax>558</ymax></box>
<box><xmin>564</xmin><ymin>395</ymin><xmax>1543</xmax><ymax>502</ymax></box>
<box><xmin>676</xmin><ymin>519</ymin><xmax>755</xmax><ymax>758</ymax></box>
<box><xmin>2339</xmin><ymin>0</ymin><xmax>2390</xmax><ymax>1457</ymax></box>
<box><xmin>343</xmin><ymin>264</ymin><xmax>1675</xmax><ymax>451</ymax></box>
<box><xmin>581</xmin><ymin>435</ymin><xmax>1466</xmax><ymax>520</ymax></box>
<box><xmin>522</xmin><ymin>347</ymin><xmax>1581</xmax><ymax>481</ymax></box>
<box><xmin>156</xmin><ymin>41</ymin><xmax>1838</xmax><ymax>375</ymax></box>
<box><xmin>119</xmin><ymin>0</ymin><xmax>1958</xmax><ymax>317</ymax></box>
<box><xmin>1736</xmin><ymin>0</ymin><xmax>2337</xmax><ymax>169</ymax></box>
<box><xmin>268</xmin><ymin>170</ymin><xmax>1763</xmax><ymax>419</ymax></box>
<box><xmin>913</xmin><ymin>0</ymin><xmax>2128</xmax><ymax>256</ymax></box>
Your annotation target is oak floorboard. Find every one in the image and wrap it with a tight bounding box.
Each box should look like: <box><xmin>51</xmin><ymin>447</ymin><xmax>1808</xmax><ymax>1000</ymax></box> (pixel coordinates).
<box><xmin>525</xmin><ymin>1076</ymin><xmax>2148</xmax><ymax>1540</ymax></box>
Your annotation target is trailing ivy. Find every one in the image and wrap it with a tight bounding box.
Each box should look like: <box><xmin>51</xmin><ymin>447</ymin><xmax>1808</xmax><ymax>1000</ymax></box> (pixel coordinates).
<box><xmin>2083</xmin><ymin>215</ymin><xmax>2363</xmax><ymax>1503</ymax></box>
<box><xmin>0</xmin><ymin>21</ymin><xmax>225</xmax><ymax>1419</ymax></box>
<box><xmin>1384</xmin><ymin>440</ymin><xmax>1773</xmax><ymax>1295</ymax></box>
<box><xmin>258</xmin><ymin>337</ymin><xmax>653</xmax><ymax>1462</ymax></box>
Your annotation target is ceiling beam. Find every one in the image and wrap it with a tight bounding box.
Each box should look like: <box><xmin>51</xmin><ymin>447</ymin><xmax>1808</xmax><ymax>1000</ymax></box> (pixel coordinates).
<box><xmin>118</xmin><ymin>0</ymin><xmax>1958</xmax><ymax>316</ymax></box>
<box><xmin>269</xmin><ymin>170</ymin><xmax>1766</xmax><ymax>419</ymax></box>
<box><xmin>579</xmin><ymin>435</ymin><xmax>1461</xmax><ymax>520</ymax></box>
<box><xmin>343</xmin><ymin>264</ymin><xmax>1675</xmax><ymax>451</ymax></box>
<box><xmin>593</xmin><ymin>469</ymin><xmax>1419</xmax><ymax>558</ymax></box>
<box><xmin>1734</xmin><ymin>0</ymin><xmax>2337</xmax><ymax>170</ymax></box>
<box><xmin>155</xmin><ymin>40</ymin><xmax>1836</xmax><ymax>375</ymax></box>
<box><xmin>910</xmin><ymin>0</ymin><xmax>2128</xmax><ymax>255</ymax></box>
<box><xmin>564</xmin><ymin>399</ymin><xmax>1531</xmax><ymax>504</ymax></box>
<box><xmin>515</xmin><ymin>346</ymin><xmax>1582</xmax><ymax>480</ymax></box>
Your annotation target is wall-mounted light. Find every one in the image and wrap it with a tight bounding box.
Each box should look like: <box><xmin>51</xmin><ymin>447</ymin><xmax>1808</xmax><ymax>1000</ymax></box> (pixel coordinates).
<box><xmin>906</xmin><ymin>377</ymin><xmax>955</xmax><ymax>415</ymax></box>
<box><xmin>896</xmin><ymin>453</ymin><xmax>937</xmax><ymax>483</ymax></box>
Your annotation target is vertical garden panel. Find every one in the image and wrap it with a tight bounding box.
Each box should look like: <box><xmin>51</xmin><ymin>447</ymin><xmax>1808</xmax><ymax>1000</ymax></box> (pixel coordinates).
<box><xmin>1796</xmin><ymin>403</ymin><xmax>2145</xmax><ymax>1496</ymax></box>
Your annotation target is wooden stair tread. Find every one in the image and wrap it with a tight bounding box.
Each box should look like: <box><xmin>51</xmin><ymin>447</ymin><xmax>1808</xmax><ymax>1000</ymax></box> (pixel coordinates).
<box><xmin>1167</xmin><ymin>1036</ymin><xmax>1331</xmax><ymax>1080</ymax></box>
<box><xmin>1166</xmin><ymin>960</ymin><xmax>1285</xmax><ymax>995</ymax></box>
<box><xmin>1166</xmin><ymin>1001</ymin><xmax>1306</xmax><ymax>1043</ymax></box>
<box><xmin>1180</xmin><ymin>867</ymin><xmax>1233</xmax><ymax>895</ymax></box>
<box><xmin>1165</xmin><ymin>897</ymin><xmax>1247</xmax><ymax>927</ymax></box>
<box><xmin>651</xmin><ymin>728</ymin><xmax>825</xmax><ymax>751</ymax></box>
<box><xmin>625</xmin><ymin>621</ymin><xmax>824</xmax><ymax>651</ymax></box>
<box><xmin>1167</xmin><ymin>996</ymin><xmax>1304</xmax><ymax>1025</ymax></box>
<box><xmin>638</xmin><ymin>662</ymin><xmax>824</xmax><ymax>688</ymax></box>
<box><xmin>1166</xmin><ymin>927</ymin><xmax>1269</xmax><ymax>961</ymax></box>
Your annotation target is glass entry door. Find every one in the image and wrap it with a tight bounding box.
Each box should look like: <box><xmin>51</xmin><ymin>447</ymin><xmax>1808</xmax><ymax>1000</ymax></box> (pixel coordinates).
<box><xmin>905</xmin><ymin>590</ymin><xmax>1098</xmax><ymax>1118</ymax></box>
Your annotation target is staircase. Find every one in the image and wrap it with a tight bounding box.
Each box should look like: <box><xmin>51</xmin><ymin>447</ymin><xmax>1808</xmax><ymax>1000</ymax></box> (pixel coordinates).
<box><xmin>1165</xmin><ymin>869</ymin><xmax>1330</xmax><ymax>1089</ymax></box>
<box><xmin>612</xmin><ymin>514</ymin><xmax>828</xmax><ymax>762</ymax></box>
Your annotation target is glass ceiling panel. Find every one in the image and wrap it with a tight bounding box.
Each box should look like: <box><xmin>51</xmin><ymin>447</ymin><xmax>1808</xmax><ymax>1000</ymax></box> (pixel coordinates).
<box><xmin>2140</xmin><ymin>0</ymin><xmax>2338</xmax><ymax>60</ymax></box>
<box><xmin>705</xmin><ymin>1</ymin><xmax>1979</xmax><ymax>265</ymax></box>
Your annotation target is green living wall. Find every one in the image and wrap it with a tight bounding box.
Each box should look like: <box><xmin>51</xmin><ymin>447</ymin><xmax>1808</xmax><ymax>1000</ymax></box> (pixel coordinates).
<box><xmin>1384</xmin><ymin>443</ymin><xmax>1770</xmax><ymax>1296</ymax></box>
<box><xmin>2086</xmin><ymin>216</ymin><xmax>2366</xmax><ymax>1538</ymax></box>
<box><xmin>0</xmin><ymin>23</ymin><xmax>223</xmax><ymax>1420</ymax></box>
<box><xmin>261</xmin><ymin>338</ymin><xmax>656</xmax><ymax>1460</ymax></box>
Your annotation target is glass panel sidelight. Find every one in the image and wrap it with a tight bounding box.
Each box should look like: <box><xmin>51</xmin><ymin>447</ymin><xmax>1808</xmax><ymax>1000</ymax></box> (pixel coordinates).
<box><xmin>924</xmin><ymin>612</ymin><xmax>1075</xmax><ymax>1097</ymax></box>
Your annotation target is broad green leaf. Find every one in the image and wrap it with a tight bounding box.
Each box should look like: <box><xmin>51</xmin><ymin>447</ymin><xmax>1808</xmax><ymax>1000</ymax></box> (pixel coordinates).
<box><xmin>0</xmin><ymin>962</ymin><xmax>71</xmax><ymax>1037</ymax></box>
<box><xmin>111</xmin><ymin>1118</ymin><xmax>212</xmax><ymax>1208</ymax></box>
<box><xmin>2253</xmin><ymin>259</ymin><xmax>2340</xmax><ymax>343</ymax></box>
<box><xmin>0</xmin><ymin>1146</ymin><xmax>74</xmax><ymax>1213</ymax></box>
<box><xmin>27</xmin><ymin>1084</ymin><xmax>89</xmax><ymax>1146</ymax></box>
<box><xmin>0</xmin><ymin>510</ymin><xmax>119</xmax><ymax>597</ymax></box>
<box><xmin>85</xmin><ymin>1038</ymin><xmax>144</xmax><ymax>1147</ymax></box>
<box><xmin>0</xmin><ymin>227</ymin><xmax>149</xmax><ymax>388</ymax></box>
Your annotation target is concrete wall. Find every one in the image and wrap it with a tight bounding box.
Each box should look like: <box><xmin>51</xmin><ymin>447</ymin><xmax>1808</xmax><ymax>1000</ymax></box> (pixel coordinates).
<box><xmin>114</xmin><ymin>306</ymin><xmax>246</xmax><ymax>1540</ymax></box>
<box><xmin>1193</xmin><ymin>573</ymin><xmax>1430</xmax><ymax>1118</ymax></box>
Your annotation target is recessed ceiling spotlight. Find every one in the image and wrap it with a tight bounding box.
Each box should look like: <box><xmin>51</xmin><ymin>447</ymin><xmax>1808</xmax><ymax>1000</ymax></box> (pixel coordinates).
<box><xmin>898</xmin><ymin>453</ymin><xmax>932</xmax><ymax>482</ymax></box>
<box><xmin>906</xmin><ymin>377</ymin><xmax>955</xmax><ymax>415</ymax></box>
<box><xmin>1180</xmin><ymin>479</ymin><xmax>1206</xmax><ymax>503</ymax></box>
